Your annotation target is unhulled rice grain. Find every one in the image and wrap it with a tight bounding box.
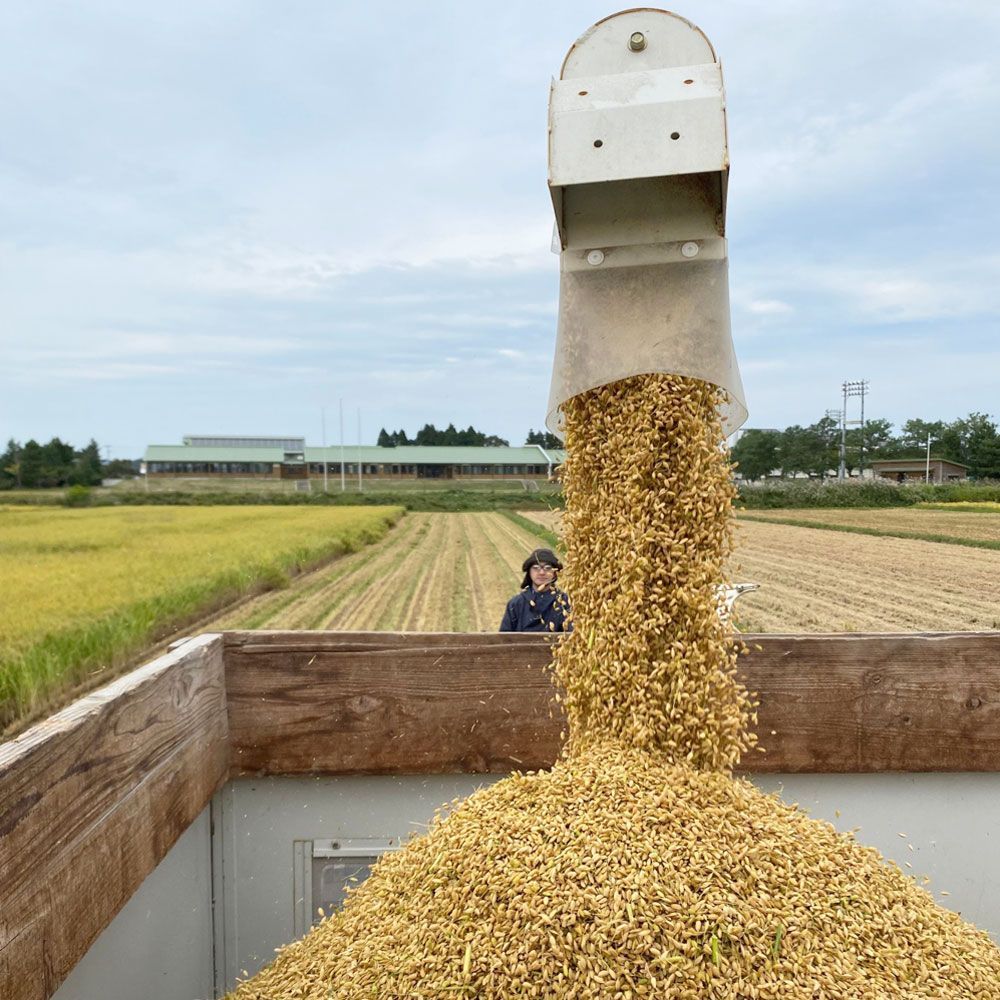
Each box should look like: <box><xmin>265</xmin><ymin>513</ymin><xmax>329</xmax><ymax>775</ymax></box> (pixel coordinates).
<box><xmin>228</xmin><ymin>374</ymin><xmax>1000</xmax><ymax>999</ymax></box>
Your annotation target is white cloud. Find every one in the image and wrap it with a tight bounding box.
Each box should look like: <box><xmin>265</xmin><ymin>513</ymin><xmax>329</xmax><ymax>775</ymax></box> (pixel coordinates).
<box><xmin>15</xmin><ymin>362</ymin><xmax>183</xmax><ymax>382</ymax></box>
<box><xmin>745</xmin><ymin>299</ymin><xmax>794</xmax><ymax>316</ymax></box>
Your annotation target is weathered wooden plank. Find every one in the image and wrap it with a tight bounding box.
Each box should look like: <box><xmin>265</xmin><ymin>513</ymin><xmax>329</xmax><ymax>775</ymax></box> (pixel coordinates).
<box><xmin>225</xmin><ymin>630</ymin><xmax>1000</xmax><ymax>775</ymax></box>
<box><xmin>225</xmin><ymin>633</ymin><xmax>560</xmax><ymax>775</ymax></box>
<box><xmin>224</xmin><ymin>629</ymin><xmax>547</xmax><ymax>654</ymax></box>
<box><xmin>746</xmin><ymin>632</ymin><xmax>1000</xmax><ymax>773</ymax></box>
<box><xmin>0</xmin><ymin>635</ymin><xmax>228</xmax><ymax>1000</ymax></box>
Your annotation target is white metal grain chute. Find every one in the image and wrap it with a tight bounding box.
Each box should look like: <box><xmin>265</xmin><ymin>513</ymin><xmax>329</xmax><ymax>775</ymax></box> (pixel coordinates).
<box><xmin>545</xmin><ymin>7</ymin><xmax>747</xmax><ymax>437</ymax></box>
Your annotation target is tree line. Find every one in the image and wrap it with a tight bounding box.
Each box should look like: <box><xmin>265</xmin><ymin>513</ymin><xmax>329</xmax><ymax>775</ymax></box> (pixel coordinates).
<box><xmin>0</xmin><ymin>438</ymin><xmax>136</xmax><ymax>489</ymax></box>
<box><xmin>376</xmin><ymin>424</ymin><xmax>562</xmax><ymax>449</ymax></box>
<box><xmin>732</xmin><ymin>412</ymin><xmax>1000</xmax><ymax>481</ymax></box>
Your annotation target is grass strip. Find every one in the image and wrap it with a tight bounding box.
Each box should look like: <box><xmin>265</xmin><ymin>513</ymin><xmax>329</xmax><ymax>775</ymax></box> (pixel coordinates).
<box><xmin>3</xmin><ymin>488</ymin><xmax>562</xmax><ymax>512</ymax></box>
<box><xmin>915</xmin><ymin>503</ymin><xmax>1000</xmax><ymax>514</ymax></box>
<box><xmin>737</xmin><ymin>513</ymin><xmax>1000</xmax><ymax>552</ymax></box>
<box><xmin>499</xmin><ymin>511</ymin><xmax>562</xmax><ymax>550</ymax></box>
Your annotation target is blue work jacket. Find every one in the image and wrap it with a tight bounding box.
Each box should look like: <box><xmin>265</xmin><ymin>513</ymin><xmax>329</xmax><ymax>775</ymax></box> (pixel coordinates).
<box><xmin>499</xmin><ymin>587</ymin><xmax>571</xmax><ymax>633</ymax></box>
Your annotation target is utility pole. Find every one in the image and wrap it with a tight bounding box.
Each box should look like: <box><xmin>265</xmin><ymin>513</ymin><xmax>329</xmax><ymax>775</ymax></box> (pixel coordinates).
<box><xmin>841</xmin><ymin>380</ymin><xmax>869</xmax><ymax>478</ymax></box>
<box><xmin>357</xmin><ymin>408</ymin><xmax>363</xmax><ymax>492</ymax></box>
<box><xmin>926</xmin><ymin>433</ymin><xmax>935</xmax><ymax>483</ymax></box>
<box><xmin>339</xmin><ymin>398</ymin><xmax>346</xmax><ymax>492</ymax></box>
<box><xmin>321</xmin><ymin>408</ymin><xmax>328</xmax><ymax>493</ymax></box>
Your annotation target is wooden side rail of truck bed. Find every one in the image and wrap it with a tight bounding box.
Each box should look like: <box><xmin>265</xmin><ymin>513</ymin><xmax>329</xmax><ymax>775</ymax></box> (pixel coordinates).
<box><xmin>2</xmin><ymin>630</ymin><xmax>999</xmax><ymax>1000</ymax></box>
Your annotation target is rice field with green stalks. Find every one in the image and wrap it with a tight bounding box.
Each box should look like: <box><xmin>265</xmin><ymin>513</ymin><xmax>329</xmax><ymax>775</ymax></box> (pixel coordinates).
<box><xmin>0</xmin><ymin>504</ymin><xmax>402</xmax><ymax>732</ymax></box>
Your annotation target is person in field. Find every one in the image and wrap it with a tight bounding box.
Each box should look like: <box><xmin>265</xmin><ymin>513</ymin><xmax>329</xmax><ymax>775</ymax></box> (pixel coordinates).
<box><xmin>499</xmin><ymin>548</ymin><xmax>571</xmax><ymax>633</ymax></box>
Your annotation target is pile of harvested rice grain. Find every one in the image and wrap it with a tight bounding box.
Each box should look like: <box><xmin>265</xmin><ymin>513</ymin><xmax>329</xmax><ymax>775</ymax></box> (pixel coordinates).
<box><xmin>230</xmin><ymin>742</ymin><xmax>1000</xmax><ymax>998</ymax></box>
<box><xmin>228</xmin><ymin>374</ymin><xmax>1000</xmax><ymax>999</ymax></box>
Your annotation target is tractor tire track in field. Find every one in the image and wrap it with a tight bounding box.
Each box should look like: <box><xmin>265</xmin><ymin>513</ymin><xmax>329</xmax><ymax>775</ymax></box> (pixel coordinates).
<box><xmin>321</xmin><ymin>516</ymin><xmax>438</xmax><ymax>630</ymax></box>
<box><xmin>330</xmin><ymin>521</ymin><xmax>439</xmax><ymax>631</ymax></box>
<box><xmin>214</xmin><ymin>512</ymin><xmax>556</xmax><ymax>634</ymax></box>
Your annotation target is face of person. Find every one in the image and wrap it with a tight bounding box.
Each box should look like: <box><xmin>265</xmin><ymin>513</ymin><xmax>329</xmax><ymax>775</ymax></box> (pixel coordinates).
<box><xmin>529</xmin><ymin>563</ymin><xmax>556</xmax><ymax>590</ymax></box>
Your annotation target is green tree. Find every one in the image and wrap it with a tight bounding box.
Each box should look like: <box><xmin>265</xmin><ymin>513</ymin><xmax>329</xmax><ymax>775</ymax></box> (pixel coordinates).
<box><xmin>71</xmin><ymin>439</ymin><xmax>103</xmax><ymax>486</ymax></box>
<box><xmin>807</xmin><ymin>416</ymin><xmax>841</xmax><ymax>477</ymax></box>
<box><xmin>916</xmin><ymin>413</ymin><xmax>1000</xmax><ymax>477</ymax></box>
<box><xmin>19</xmin><ymin>439</ymin><xmax>44</xmax><ymax>488</ymax></box>
<box><xmin>0</xmin><ymin>439</ymin><xmax>20</xmax><ymax>488</ymax></box>
<box><xmin>777</xmin><ymin>425</ymin><xmax>814</xmax><ymax>477</ymax></box>
<box><xmin>41</xmin><ymin>437</ymin><xmax>76</xmax><ymax>486</ymax></box>
<box><xmin>844</xmin><ymin>417</ymin><xmax>896</xmax><ymax>472</ymax></box>
<box><xmin>103</xmin><ymin>458</ymin><xmax>138</xmax><ymax>479</ymax></box>
<box><xmin>377</xmin><ymin>427</ymin><xmax>395</xmax><ymax>448</ymax></box>
<box><xmin>410</xmin><ymin>423</ymin><xmax>507</xmax><ymax>447</ymax></box>
<box><xmin>414</xmin><ymin>423</ymin><xmax>440</xmax><ymax>446</ymax></box>
<box><xmin>526</xmin><ymin>429</ymin><xmax>562</xmax><ymax>449</ymax></box>
<box><xmin>897</xmin><ymin>419</ymin><xmax>947</xmax><ymax>457</ymax></box>
<box><xmin>731</xmin><ymin>429</ymin><xmax>780</xmax><ymax>481</ymax></box>
<box><xmin>961</xmin><ymin>412</ymin><xmax>1000</xmax><ymax>479</ymax></box>
<box><xmin>937</xmin><ymin>421</ymin><xmax>967</xmax><ymax>466</ymax></box>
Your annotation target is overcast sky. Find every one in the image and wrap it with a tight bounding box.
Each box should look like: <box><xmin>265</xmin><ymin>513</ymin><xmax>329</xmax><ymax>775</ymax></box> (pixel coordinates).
<box><xmin>2</xmin><ymin>1</ymin><xmax>998</xmax><ymax>456</ymax></box>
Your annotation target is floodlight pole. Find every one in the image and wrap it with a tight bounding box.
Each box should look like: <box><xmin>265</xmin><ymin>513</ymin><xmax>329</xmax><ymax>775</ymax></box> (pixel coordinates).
<box><xmin>839</xmin><ymin>387</ymin><xmax>848</xmax><ymax>480</ymax></box>
<box><xmin>339</xmin><ymin>398</ymin><xmax>346</xmax><ymax>492</ymax></box>
<box><xmin>926</xmin><ymin>433</ymin><xmax>934</xmax><ymax>483</ymax></box>
<box><xmin>859</xmin><ymin>383</ymin><xmax>867</xmax><ymax>476</ymax></box>
<box><xmin>826</xmin><ymin>409</ymin><xmax>842</xmax><ymax>480</ymax></box>
<box><xmin>357</xmin><ymin>408</ymin><xmax>363</xmax><ymax>492</ymax></box>
<box><xmin>321</xmin><ymin>408</ymin><xmax>328</xmax><ymax>493</ymax></box>
<box><xmin>841</xmin><ymin>380</ymin><xmax>869</xmax><ymax>478</ymax></box>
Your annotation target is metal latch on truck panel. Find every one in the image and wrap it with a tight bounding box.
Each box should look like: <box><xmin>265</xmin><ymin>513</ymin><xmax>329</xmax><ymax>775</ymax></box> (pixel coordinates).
<box><xmin>546</xmin><ymin>8</ymin><xmax>747</xmax><ymax>437</ymax></box>
<box><xmin>293</xmin><ymin>838</ymin><xmax>401</xmax><ymax>937</ymax></box>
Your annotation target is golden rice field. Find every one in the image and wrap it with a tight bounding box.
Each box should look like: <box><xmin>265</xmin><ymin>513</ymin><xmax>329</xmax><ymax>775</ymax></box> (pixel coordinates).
<box><xmin>518</xmin><ymin>508</ymin><xmax>1000</xmax><ymax>633</ymax></box>
<box><xmin>0</xmin><ymin>504</ymin><xmax>402</xmax><ymax>731</ymax></box>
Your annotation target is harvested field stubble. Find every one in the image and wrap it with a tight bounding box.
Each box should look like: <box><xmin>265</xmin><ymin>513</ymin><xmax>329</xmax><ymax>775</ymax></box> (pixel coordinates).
<box><xmin>208</xmin><ymin>512</ymin><xmax>547</xmax><ymax>633</ymax></box>
<box><xmin>229</xmin><ymin>375</ymin><xmax>1000</xmax><ymax>999</ymax></box>
<box><xmin>732</xmin><ymin>520</ymin><xmax>1000</xmax><ymax>633</ymax></box>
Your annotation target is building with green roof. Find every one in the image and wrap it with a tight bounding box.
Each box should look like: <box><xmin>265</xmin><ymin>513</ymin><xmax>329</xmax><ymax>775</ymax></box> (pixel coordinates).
<box><xmin>143</xmin><ymin>437</ymin><xmax>565</xmax><ymax>482</ymax></box>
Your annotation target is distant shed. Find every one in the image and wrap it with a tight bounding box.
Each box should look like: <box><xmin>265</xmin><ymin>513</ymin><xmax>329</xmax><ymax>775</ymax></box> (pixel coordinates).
<box><xmin>871</xmin><ymin>458</ymin><xmax>968</xmax><ymax>484</ymax></box>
